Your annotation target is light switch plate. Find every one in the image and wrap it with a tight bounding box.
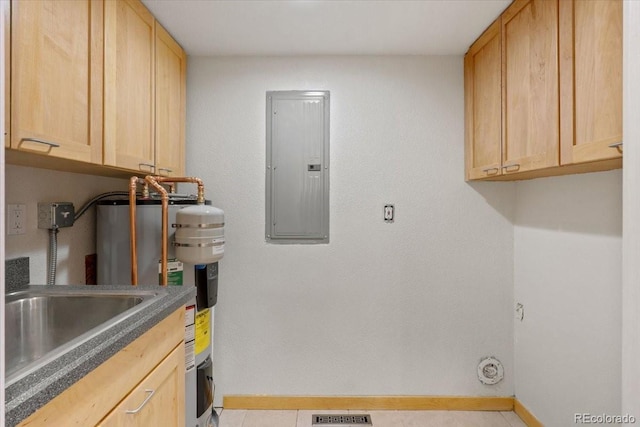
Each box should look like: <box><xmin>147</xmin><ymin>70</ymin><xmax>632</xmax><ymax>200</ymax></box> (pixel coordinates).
<box><xmin>7</xmin><ymin>204</ymin><xmax>26</xmax><ymax>235</ymax></box>
<box><xmin>384</xmin><ymin>204</ymin><xmax>394</xmax><ymax>223</ymax></box>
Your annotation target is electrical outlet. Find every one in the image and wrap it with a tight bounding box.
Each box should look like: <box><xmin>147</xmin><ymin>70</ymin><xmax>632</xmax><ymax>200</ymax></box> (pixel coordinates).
<box><xmin>7</xmin><ymin>204</ymin><xmax>26</xmax><ymax>235</ymax></box>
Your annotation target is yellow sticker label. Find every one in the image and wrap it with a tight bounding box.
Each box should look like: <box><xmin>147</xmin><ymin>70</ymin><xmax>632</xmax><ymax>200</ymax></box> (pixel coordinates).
<box><xmin>195</xmin><ymin>308</ymin><xmax>210</xmax><ymax>355</ymax></box>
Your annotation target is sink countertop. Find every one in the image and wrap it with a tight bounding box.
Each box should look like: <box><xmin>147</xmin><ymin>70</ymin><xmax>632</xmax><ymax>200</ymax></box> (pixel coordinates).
<box><xmin>5</xmin><ymin>284</ymin><xmax>195</xmax><ymax>427</ymax></box>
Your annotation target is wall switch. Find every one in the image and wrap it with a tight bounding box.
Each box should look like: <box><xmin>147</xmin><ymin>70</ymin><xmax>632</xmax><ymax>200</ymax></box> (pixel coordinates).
<box><xmin>384</xmin><ymin>204</ymin><xmax>394</xmax><ymax>223</ymax></box>
<box><xmin>7</xmin><ymin>204</ymin><xmax>26</xmax><ymax>235</ymax></box>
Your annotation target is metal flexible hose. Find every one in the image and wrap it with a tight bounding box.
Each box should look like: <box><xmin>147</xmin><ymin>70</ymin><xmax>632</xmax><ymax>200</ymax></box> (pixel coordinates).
<box><xmin>74</xmin><ymin>190</ymin><xmax>191</xmax><ymax>222</ymax></box>
<box><xmin>47</xmin><ymin>227</ymin><xmax>59</xmax><ymax>286</ymax></box>
<box><xmin>74</xmin><ymin>191</ymin><xmax>132</xmax><ymax>221</ymax></box>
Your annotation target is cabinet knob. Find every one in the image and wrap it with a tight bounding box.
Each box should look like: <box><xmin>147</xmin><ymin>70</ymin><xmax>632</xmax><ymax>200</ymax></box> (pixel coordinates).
<box><xmin>158</xmin><ymin>167</ymin><xmax>173</xmax><ymax>175</ymax></box>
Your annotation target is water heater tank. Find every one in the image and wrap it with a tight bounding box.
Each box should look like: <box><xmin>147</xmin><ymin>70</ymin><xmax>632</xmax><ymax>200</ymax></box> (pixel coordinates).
<box><xmin>173</xmin><ymin>204</ymin><xmax>225</xmax><ymax>264</ymax></box>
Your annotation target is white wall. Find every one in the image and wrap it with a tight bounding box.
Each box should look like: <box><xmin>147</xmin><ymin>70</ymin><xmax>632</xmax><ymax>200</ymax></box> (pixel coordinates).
<box><xmin>513</xmin><ymin>171</ymin><xmax>622</xmax><ymax>426</ymax></box>
<box><xmin>186</xmin><ymin>56</ymin><xmax>516</xmax><ymax>402</ymax></box>
<box><xmin>622</xmin><ymin>0</ymin><xmax>640</xmax><ymax>421</ymax></box>
<box><xmin>4</xmin><ymin>165</ymin><xmax>128</xmax><ymax>284</ymax></box>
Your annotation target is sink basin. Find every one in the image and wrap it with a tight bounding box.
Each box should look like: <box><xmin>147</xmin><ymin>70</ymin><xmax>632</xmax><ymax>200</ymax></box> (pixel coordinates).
<box><xmin>5</xmin><ymin>287</ymin><xmax>165</xmax><ymax>386</ymax></box>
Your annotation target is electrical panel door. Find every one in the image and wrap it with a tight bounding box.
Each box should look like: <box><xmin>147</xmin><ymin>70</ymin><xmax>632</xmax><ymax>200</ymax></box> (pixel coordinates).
<box><xmin>266</xmin><ymin>91</ymin><xmax>330</xmax><ymax>243</ymax></box>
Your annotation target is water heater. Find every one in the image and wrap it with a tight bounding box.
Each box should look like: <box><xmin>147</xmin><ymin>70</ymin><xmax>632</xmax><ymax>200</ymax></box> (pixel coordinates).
<box><xmin>96</xmin><ymin>198</ymin><xmax>222</xmax><ymax>427</ymax></box>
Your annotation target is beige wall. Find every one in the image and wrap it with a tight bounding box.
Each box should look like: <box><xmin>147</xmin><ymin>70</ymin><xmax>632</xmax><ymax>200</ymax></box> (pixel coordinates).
<box><xmin>513</xmin><ymin>170</ymin><xmax>622</xmax><ymax>425</ymax></box>
<box><xmin>4</xmin><ymin>165</ymin><xmax>127</xmax><ymax>284</ymax></box>
<box><xmin>186</xmin><ymin>55</ymin><xmax>516</xmax><ymax>403</ymax></box>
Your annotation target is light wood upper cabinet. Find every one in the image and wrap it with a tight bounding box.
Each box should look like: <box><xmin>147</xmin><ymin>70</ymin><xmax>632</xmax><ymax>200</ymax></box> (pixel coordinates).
<box><xmin>464</xmin><ymin>19</ymin><xmax>502</xmax><ymax>180</ymax></box>
<box><xmin>104</xmin><ymin>0</ymin><xmax>156</xmax><ymax>174</ymax></box>
<box><xmin>155</xmin><ymin>22</ymin><xmax>186</xmax><ymax>177</ymax></box>
<box><xmin>559</xmin><ymin>0</ymin><xmax>622</xmax><ymax>165</ymax></box>
<box><xmin>502</xmin><ymin>0</ymin><xmax>559</xmax><ymax>175</ymax></box>
<box><xmin>10</xmin><ymin>0</ymin><xmax>103</xmax><ymax>163</ymax></box>
<box><xmin>103</xmin><ymin>0</ymin><xmax>186</xmax><ymax>176</ymax></box>
<box><xmin>5</xmin><ymin>0</ymin><xmax>188</xmax><ymax>179</ymax></box>
<box><xmin>465</xmin><ymin>0</ymin><xmax>622</xmax><ymax>181</ymax></box>
<box><xmin>98</xmin><ymin>344</ymin><xmax>185</xmax><ymax>427</ymax></box>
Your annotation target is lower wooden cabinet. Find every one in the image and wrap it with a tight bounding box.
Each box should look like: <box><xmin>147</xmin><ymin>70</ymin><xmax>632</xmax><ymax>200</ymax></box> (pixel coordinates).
<box><xmin>98</xmin><ymin>344</ymin><xmax>185</xmax><ymax>426</ymax></box>
<box><xmin>17</xmin><ymin>308</ymin><xmax>185</xmax><ymax>427</ymax></box>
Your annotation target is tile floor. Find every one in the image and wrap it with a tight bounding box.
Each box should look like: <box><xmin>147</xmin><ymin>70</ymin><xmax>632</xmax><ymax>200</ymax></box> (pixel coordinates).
<box><xmin>219</xmin><ymin>409</ymin><xmax>528</xmax><ymax>427</ymax></box>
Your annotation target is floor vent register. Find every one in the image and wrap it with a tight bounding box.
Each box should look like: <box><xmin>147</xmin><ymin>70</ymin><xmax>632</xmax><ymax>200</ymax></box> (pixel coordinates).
<box><xmin>312</xmin><ymin>414</ymin><xmax>372</xmax><ymax>425</ymax></box>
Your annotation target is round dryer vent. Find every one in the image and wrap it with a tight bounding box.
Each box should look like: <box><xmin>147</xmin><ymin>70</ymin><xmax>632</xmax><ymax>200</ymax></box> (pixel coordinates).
<box><xmin>477</xmin><ymin>357</ymin><xmax>504</xmax><ymax>385</ymax></box>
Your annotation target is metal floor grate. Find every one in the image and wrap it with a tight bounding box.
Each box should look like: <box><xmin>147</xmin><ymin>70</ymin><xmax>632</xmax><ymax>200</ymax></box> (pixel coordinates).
<box><xmin>312</xmin><ymin>414</ymin><xmax>372</xmax><ymax>425</ymax></box>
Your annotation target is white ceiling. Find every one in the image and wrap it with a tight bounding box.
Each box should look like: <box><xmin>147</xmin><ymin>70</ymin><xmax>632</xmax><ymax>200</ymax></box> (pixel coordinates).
<box><xmin>141</xmin><ymin>0</ymin><xmax>511</xmax><ymax>56</ymax></box>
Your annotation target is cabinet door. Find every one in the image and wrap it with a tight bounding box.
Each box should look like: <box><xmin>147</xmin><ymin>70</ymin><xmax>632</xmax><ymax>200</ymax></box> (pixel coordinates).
<box><xmin>98</xmin><ymin>343</ymin><xmax>185</xmax><ymax>427</ymax></box>
<box><xmin>464</xmin><ymin>19</ymin><xmax>502</xmax><ymax>180</ymax></box>
<box><xmin>10</xmin><ymin>0</ymin><xmax>103</xmax><ymax>163</ymax></box>
<box><xmin>155</xmin><ymin>22</ymin><xmax>186</xmax><ymax>177</ymax></box>
<box><xmin>559</xmin><ymin>0</ymin><xmax>622</xmax><ymax>164</ymax></box>
<box><xmin>502</xmin><ymin>0</ymin><xmax>559</xmax><ymax>175</ymax></box>
<box><xmin>104</xmin><ymin>0</ymin><xmax>155</xmax><ymax>174</ymax></box>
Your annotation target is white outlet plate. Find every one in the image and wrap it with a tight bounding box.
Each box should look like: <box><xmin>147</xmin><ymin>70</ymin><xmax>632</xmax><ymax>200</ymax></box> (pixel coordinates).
<box><xmin>7</xmin><ymin>204</ymin><xmax>26</xmax><ymax>235</ymax></box>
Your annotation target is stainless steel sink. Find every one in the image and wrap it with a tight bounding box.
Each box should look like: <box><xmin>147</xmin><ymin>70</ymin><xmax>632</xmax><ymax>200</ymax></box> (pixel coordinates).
<box><xmin>5</xmin><ymin>287</ymin><xmax>165</xmax><ymax>386</ymax></box>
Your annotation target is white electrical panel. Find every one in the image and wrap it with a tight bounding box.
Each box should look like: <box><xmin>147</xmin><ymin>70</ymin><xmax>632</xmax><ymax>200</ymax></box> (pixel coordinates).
<box><xmin>266</xmin><ymin>91</ymin><xmax>330</xmax><ymax>244</ymax></box>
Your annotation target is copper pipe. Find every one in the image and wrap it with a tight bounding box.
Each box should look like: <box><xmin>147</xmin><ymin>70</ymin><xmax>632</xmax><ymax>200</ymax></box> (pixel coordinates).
<box><xmin>136</xmin><ymin>175</ymin><xmax>208</xmax><ymax>287</ymax></box>
<box><xmin>152</xmin><ymin>176</ymin><xmax>205</xmax><ymax>204</ymax></box>
<box><xmin>141</xmin><ymin>182</ymin><xmax>150</xmax><ymax>199</ymax></box>
<box><xmin>144</xmin><ymin>176</ymin><xmax>170</xmax><ymax>286</ymax></box>
<box><xmin>129</xmin><ymin>176</ymin><xmax>146</xmax><ymax>286</ymax></box>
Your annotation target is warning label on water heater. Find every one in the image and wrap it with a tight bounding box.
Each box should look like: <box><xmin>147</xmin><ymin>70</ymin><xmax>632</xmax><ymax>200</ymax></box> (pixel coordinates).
<box><xmin>185</xmin><ymin>305</ymin><xmax>196</xmax><ymax>371</ymax></box>
<box><xmin>158</xmin><ymin>258</ymin><xmax>183</xmax><ymax>285</ymax></box>
<box><xmin>195</xmin><ymin>308</ymin><xmax>210</xmax><ymax>355</ymax></box>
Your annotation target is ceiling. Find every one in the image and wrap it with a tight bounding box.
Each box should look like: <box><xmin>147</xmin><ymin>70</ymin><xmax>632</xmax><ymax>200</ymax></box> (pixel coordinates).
<box><xmin>141</xmin><ymin>0</ymin><xmax>511</xmax><ymax>56</ymax></box>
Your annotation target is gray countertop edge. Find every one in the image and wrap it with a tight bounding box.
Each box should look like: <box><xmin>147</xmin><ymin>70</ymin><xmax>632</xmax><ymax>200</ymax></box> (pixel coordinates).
<box><xmin>5</xmin><ymin>284</ymin><xmax>196</xmax><ymax>427</ymax></box>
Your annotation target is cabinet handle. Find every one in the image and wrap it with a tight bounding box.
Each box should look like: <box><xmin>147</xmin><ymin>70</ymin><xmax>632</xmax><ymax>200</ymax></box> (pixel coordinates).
<box><xmin>158</xmin><ymin>167</ymin><xmax>173</xmax><ymax>175</ymax></box>
<box><xmin>125</xmin><ymin>389</ymin><xmax>155</xmax><ymax>414</ymax></box>
<box><xmin>482</xmin><ymin>167</ymin><xmax>500</xmax><ymax>175</ymax></box>
<box><xmin>608</xmin><ymin>142</ymin><xmax>623</xmax><ymax>153</ymax></box>
<box><xmin>19</xmin><ymin>137</ymin><xmax>61</xmax><ymax>151</ymax></box>
<box><xmin>502</xmin><ymin>163</ymin><xmax>521</xmax><ymax>172</ymax></box>
<box><xmin>139</xmin><ymin>163</ymin><xmax>156</xmax><ymax>172</ymax></box>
